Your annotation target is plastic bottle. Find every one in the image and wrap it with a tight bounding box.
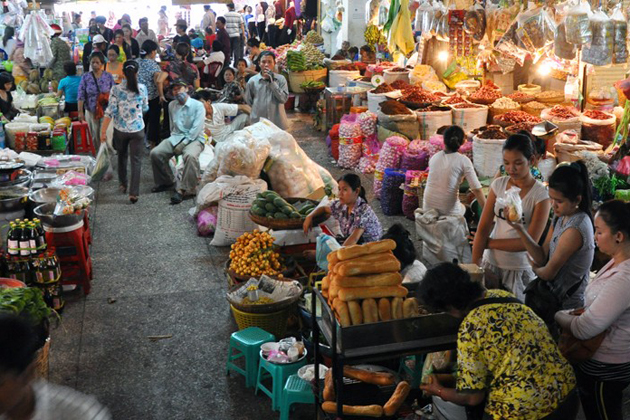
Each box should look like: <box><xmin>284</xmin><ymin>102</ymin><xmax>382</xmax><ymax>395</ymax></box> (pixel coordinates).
<box><xmin>0</xmin><ymin>113</ymin><xmax>5</xmax><ymax>149</ymax></box>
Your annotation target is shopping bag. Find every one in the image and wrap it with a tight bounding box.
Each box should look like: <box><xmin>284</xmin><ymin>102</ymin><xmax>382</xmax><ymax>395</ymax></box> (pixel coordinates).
<box><xmin>92</xmin><ymin>143</ymin><xmax>114</xmax><ymax>182</ymax></box>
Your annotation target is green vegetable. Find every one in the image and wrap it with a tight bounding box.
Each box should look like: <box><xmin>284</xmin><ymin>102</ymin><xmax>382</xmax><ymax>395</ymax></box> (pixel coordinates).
<box><xmin>274</xmin><ymin>212</ymin><xmax>288</xmax><ymax>219</ymax></box>
<box><xmin>251</xmin><ymin>205</ymin><xmax>266</xmax><ymax>216</ymax></box>
<box><xmin>0</xmin><ymin>287</ymin><xmax>52</xmax><ymax>326</ymax></box>
<box><xmin>594</xmin><ymin>175</ymin><xmax>625</xmax><ymax>200</ymax></box>
<box><xmin>265</xmin><ymin>203</ymin><xmax>277</xmax><ymax>212</ymax></box>
<box><xmin>300</xmin><ymin>80</ymin><xmax>325</xmax><ymax>89</ymax></box>
<box><xmin>287</xmin><ymin>50</ymin><xmax>307</xmax><ymax>72</ymax></box>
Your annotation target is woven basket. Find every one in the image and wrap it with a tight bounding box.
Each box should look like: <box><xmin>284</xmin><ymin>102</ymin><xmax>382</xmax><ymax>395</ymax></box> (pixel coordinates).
<box><xmin>225</xmin><ymin>258</ymin><xmax>298</xmax><ymax>288</ymax></box>
<box><xmin>489</xmin><ymin>105</ymin><xmax>521</xmax><ymax>123</ymax></box>
<box><xmin>522</xmin><ymin>102</ymin><xmax>546</xmax><ymax>117</ymax></box>
<box><xmin>36</xmin><ymin>337</ymin><xmax>51</xmax><ymax>378</ymax></box>
<box><xmin>249</xmin><ymin>198</ymin><xmax>329</xmax><ymax>230</ymax></box>
<box><xmin>230</xmin><ymin>303</ymin><xmax>297</xmax><ymax>338</ymax></box>
<box><xmin>227</xmin><ymin>281</ymin><xmax>303</xmax><ymax>314</ymax></box>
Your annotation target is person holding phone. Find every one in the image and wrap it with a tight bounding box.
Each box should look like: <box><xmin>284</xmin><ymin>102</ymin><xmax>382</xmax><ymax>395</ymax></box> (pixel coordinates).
<box><xmin>244</xmin><ymin>51</ymin><xmax>288</xmax><ymax>129</ymax></box>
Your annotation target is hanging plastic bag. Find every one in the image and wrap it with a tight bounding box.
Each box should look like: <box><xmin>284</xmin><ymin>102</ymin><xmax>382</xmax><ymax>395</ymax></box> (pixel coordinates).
<box><xmin>582</xmin><ymin>10</ymin><xmax>613</xmax><ymax>66</ymax></box>
<box><xmin>464</xmin><ymin>3</ymin><xmax>486</xmax><ymax>42</ymax></box>
<box><xmin>611</xmin><ymin>7</ymin><xmax>628</xmax><ymax>64</ymax></box>
<box><xmin>554</xmin><ymin>22</ymin><xmax>576</xmax><ymax>60</ymax></box>
<box><xmin>494</xmin><ymin>20</ymin><xmax>529</xmax><ymax>66</ymax></box>
<box><xmin>496</xmin><ymin>186</ymin><xmax>523</xmax><ymax>223</ymax></box>
<box><xmin>515</xmin><ymin>7</ymin><xmax>556</xmax><ymax>61</ymax></box>
<box><xmin>91</xmin><ymin>143</ymin><xmax>114</xmax><ymax>182</ymax></box>
<box><xmin>565</xmin><ymin>1</ymin><xmax>592</xmax><ymax>45</ymax></box>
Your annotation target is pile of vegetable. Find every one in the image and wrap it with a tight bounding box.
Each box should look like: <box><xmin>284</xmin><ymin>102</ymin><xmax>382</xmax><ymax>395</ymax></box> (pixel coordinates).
<box><xmin>250</xmin><ymin>191</ymin><xmax>314</xmax><ymax>220</ymax></box>
<box><xmin>229</xmin><ymin>230</ymin><xmax>284</xmax><ymax>277</ymax></box>
<box><xmin>304</xmin><ymin>30</ymin><xmax>323</xmax><ymax>44</ymax></box>
<box><xmin>300</xmin><ymin>80</ymin><xmax>325</xmax><ymax>90</ymax></box>
<box><xmin>301</xmin><ymin>43</ymin><xmax>325</xmax><ymax>69</ymax></box>
<box><xmin>287</xmin><ymin>50</ymin><xmax>307</xmax><ymax>72</ymax></box>
<box><xmin>0</xmin><ymin>287</ymin><xmax>52</xmax><ymax>326</ymax></box>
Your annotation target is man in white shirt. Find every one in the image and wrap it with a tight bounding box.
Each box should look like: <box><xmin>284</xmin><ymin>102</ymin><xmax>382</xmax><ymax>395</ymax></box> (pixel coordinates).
<box><xmin>200</xmin><ymin>5</ymin><xmax>216</xmax><ymax>34</ymax></box>
<box><xmin>223</xmin><ymin>2</ymin><xmax>245</xmax><ymax>63</ymax></box>
<box><xmin>193</xmin><ymin>91</ymin><xmax>250</xmax><ymax>143</ymax></box>
<box><xmin>0</xmin><ymin>314</ymin><xmax>112</xmax><ymax>420</ymax></box>
<box><xmin>135</xmin><ymin>18</ymin><xmax>160</xmax><ymax>53</ymax></box>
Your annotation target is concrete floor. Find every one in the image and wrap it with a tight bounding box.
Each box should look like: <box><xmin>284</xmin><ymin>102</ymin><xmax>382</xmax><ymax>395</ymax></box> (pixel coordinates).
<box><xmin>48</xmin><ymin>111</ymin><xmax>628</xmax><ymax>419</ymax></box>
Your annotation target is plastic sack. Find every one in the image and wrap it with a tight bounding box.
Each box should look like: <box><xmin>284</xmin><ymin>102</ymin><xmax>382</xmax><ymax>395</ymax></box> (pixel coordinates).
<box><xmin>241</xmin><ymin>119</ymin><xmax>337</xmax><ymax>198</ymax></box>
<box><xmin>376</xmin><ymin>110</ymin><xmax>419</xmax><ymax>141</ymax></box>
<box><xmin>339</xmin><ymin>114</ymin><xmax>362</xmax><ymax>138</ymax></box>
<box><xmin>53</xmin><ymin>187</ymin><xmax>91</xmax><ymax>216</ymax></box>
<box><xmin>217</xmin><ymin>131</ymin><xmax>271</xmax><ymax>180</ymax></box>
<box><xmin>565</xmin><ymin>1</ymin><xmax>592</xmax><ymax>45</ymax></box>
<box><xmin>403</xmin><ymin>170</ymin><xmax>423</xmax><ymax>220</ymax></box>
<box><xmin>374</xmin><ymin>136</ymin><xmax>409</xmax><ymax>198</ymax></box>
<box><xmin>554</xmin><ymin>22</ymin><xmax>576</xmax><ymax>60</ymax></box>
<box><xmin>495</xmin><ymin>19</ymin><xmax>530</xmax><ymax>66</ymax></box>
<box><xmin>496</xmin><ymin>186</ymin><xmax>523</xmax><ymax>223</ymax></box>
<box><xmin>611</xmin><ymin>7</ymin><xmax>627</xmax><ymax>64</ymax></box>
<box><xmin>381</xmin><ymin>168</ymin><xmax>405</xmax><ymax>216</ymax></box>
<box><xmin>357</xmin><ymin>111</ymin><xmax>378</xmax><ymax>136</ymax></box>
<box><xmin>580</xmin><ymin>111</ymin><xmax>616</xmax><ymax>148</ymax></box>
<box><xmin>338</xmin><ymin>137</ymin><xmax>362</xmax><ymax>169</ymax></box>
<box><xmin>515</xmin><ymin>7</ymin><xmax>556</xmax><ymax>61</ymax></box>
<box><xmin>52</xmin><ymin>170</ymin><xmax>91</xmax><ymax>187</ymax></box>
<box><xmin>197</xmin><ymin>206</ymin><xmax>218</xmax><ymax>236</ymax></box>
<box><xmin>91</xmin><ymin>143</ymin><xmax>114</xmax><ymax>182</ymax></box>
<box><xmin>316</xmin><ymin>234</ymin><xmax>341</xmax><ymax>271</ymax></box>
<box><xmin>415</xmin><ymin>208</ymin><xmax>471</xmax><ymax>265</ymax></box>
<box><xmin>582</xmin><ymin>10</ymin><xmax>613</xmax><ymax>66</ymax></box>
<box><xmin>464</xmin><ymin>3</ymin><xmax>486</xmax><ymax>42</ymax></box>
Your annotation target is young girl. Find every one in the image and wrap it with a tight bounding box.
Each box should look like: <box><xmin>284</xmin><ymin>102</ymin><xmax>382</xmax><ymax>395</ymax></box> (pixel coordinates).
<box><xmin>303</xmin><ymin>173</ymin><xmax>382</xmax><ymax>246</ymax></box>
<box><xmin>106</xmin><ymin>45</ymin><xmax>124</xmax><ymax>84</ymax></box>
<box><xmin>472</xmin><ymin>134</ymin><xmax>551</xmax><ymax>300</ymax></box>
<box><xmin>218</xmin><ymin>67</ymin><xmax>243</xmax><ymax>104</ymax></box>
<box><xmin>496</xmin><ymin>130</ymin><xmax>546</xmax><ymax>181</ymax></box>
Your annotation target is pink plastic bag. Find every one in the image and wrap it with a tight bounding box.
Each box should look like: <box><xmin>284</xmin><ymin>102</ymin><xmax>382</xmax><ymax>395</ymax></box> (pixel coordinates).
<box><xmin>197</xmin><ymin>207</ymin><xmax>218</xmax><ymax>236</ymax></box>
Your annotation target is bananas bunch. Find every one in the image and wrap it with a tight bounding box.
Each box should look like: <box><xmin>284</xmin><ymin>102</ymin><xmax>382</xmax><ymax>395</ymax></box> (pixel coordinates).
<box><xmin>365</xmin><ymin>24</ymin><xmax>380</xmax><ymax>45</ymax></box>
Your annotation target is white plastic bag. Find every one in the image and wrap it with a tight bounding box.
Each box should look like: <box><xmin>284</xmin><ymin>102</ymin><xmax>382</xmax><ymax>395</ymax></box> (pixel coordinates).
<box><xmin>496</xmin><ymin>186</ymin><xmax>522</xmax><ymax>223</ymax></box>
<box><xmin>414</xmin><ymin>208</ymin><xmax>471</xmax><ymax>266</ymax></box>
<box><xmin>90</xmin><ymin>143</ymin><xmax>113</xmax><ymax>182</ymax></box>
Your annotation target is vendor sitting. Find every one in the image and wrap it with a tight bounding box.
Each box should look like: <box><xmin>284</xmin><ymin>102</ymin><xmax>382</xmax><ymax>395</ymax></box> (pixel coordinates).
<box><xmin>359</xmin><ymin>45</ymin><xmax>376</xmax><ymax>64</ymax></box>
<box><xmin>0</xmin><ymin>72</ymin><xmax>19</xmax><ymax>121</ymax></box>
<box><xmin>303</xmin><ymin>173</ymin><xmax>382</xmax><ymax>246</ymax></box>
<box><xmin>192</xmin><ymin>90</ymin><xmax>251</xmax><ymax>144</ymax></box>
<box><xmin>381</xmin><ymin>223</ymin><xmax>427</xmax><ymax>283</ymax></box>
<box><xmin>423</xmin><ymin>125</ymin><xmax>485</xmax><ymax>216</ymax></box>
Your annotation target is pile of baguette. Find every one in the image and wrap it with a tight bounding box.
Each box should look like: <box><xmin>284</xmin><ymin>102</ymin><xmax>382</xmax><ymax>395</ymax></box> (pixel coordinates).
<box><xmin>323</xmin><ymin>239</ymin><xmax>423</xmax><ymax>327</ymax></box>
<box><xmin>322</xmin><ymin>367</ymin><xmax>411</xmax><ymax>417</ymax></box>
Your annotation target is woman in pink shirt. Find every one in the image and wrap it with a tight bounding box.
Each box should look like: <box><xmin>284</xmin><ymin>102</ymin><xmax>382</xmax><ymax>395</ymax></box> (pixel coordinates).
<box><xmin>556</xmin><ymin>200</ymin><xmax>630</xmax><ymax>420</ymax></box>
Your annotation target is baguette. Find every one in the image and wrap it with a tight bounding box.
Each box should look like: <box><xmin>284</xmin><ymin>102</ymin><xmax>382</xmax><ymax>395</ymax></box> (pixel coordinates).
<box><xmin>343</xmin><ymin>366</ymin><xmax>396</xmax><ymax>386</ymax></box>
<box><xmin>322</xmin><ymin>276</ymin><xmax>330</xmax><ymax>291</ymax></box>
<box><xmin>378</xmin><ymin>298</ymin><xmax>391</xmax><ymax>321</ymax></box>
<box><xmin>391</xmin><ymin>297</ymin><xmax>403</xmax><ymax>320</ymax></box>
<box><xmin>338</xmin><ymin>286</ymin><xmax>408</xmax><ymax>302</ymax></box>
<box><xmin>403</xmin><ymin>297</ymin><xmax>420</xmax><ymax>318</ymax></box>
<box><xmin>329</xmin><ymin>281</ymin><xmax>340</xmax><ymax>300</ymax></box>
<box><xmin>362</xmin><ymin>298</ymin><xmax>378</xmax><ymax>324</ymax></box>
<box><xmin>348</xmin><ymin>301</ymin><xmax>363</xmax><ymax>325</ymax></box>
<box><xmin>327</xmin><ymin>250</ymin><xmax>339</xmax><ymax>266</ymax></box>
<box><xmin>335</xmin><ymin>272</ymin><xmax>403</xmax><ymax>288</ymax></box>
<box><xmin>337</xmin><ymin>239</ymin><xmax>397</xmax><ymax>261</ymax></box>
<box><xmin>383</xmin><ymin>381</ymin><xmax>411</xmax><ymax>416</ymax></box>
<box><xmin>337</xmin><ymin>254</ymin><xmax>401</xmax><ymax>277</ymax></box>
<box><xmin>333</xmin><ymin>299</ymin><xmax>351</xmax><ymax>328</ymax></box>
<box><xmin>323</xmin><ymin>369</ymin><xmax>335</xmax><ymax>401</ymax></box>
<box><xmin>321</xmin><ymin>402</ymin><xmax>384</xmax><ymax>418</ymax></box>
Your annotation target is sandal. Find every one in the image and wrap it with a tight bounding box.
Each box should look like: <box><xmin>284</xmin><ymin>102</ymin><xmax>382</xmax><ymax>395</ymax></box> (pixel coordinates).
<box><xmin>119</xmin><ymin>185</ymin><xmax>127</xmax><ymax>194</ymax></box>
<box><xmin>129</xmin><ymin>195</ymin><xmax>138</xmax><ymax>204</ymax></box>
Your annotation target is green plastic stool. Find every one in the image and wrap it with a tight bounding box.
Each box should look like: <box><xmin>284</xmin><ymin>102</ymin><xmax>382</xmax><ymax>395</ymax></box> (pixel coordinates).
<box><xmin>398</xmin><ymin>355</ymin><xmax>425</xmax><ymax>389</ymax></box>
<box><xmin>226</xmin><ymin>327</ymin><xmax>275</xmax><ymax>388</ymax></box>
<box><xmin>255</xmin><ymin>353</ymin><xmax>307</xmax><ymax>411</ymax></box>
<box><xmin>280</xmin><ymin>374</ymin><xmax>315</xmax><ymax>420</ymax></box>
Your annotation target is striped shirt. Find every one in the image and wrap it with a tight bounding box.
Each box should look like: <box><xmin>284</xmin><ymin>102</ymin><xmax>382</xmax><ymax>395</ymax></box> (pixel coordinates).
<box><xmin>224</xmin><ymin>11</ymin><xmax>244</xmax><ymax>37</ymax></box>
<box><xmin>0</xmin><ymin>380</ymin><xmax>112</xmax><ymax>420</ymax></box>
<box><xmin>580</xmin><ymin>359</ymin><xmax>630</xmax><ymax>382</ymax></box>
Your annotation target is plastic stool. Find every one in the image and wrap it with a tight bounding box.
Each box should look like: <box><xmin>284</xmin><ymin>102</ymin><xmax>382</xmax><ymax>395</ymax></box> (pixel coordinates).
<box><xmin>255</xmin><ymin>353</ymin><xmax>307</xmax><ymax>411</ymax></box>
<box><xmin>226</xmin><ymin>327</ymin><xmax>275</xmax><ymax>388</ymax></box>
<box><xmin>68</xmin><ymin>111</ymin><xmax>79</xmax><ymax>121</ymax></box>
<box><xmin>398</xmin><ymin>355</ymin><xmax>425</xmax><ymax>389</ymax></box>
<box><xmin>83</xmin><ymin>211</ymin><xmax>92</xmax><ymax>245</ymax></box>
<box><xmin>71</xmin><ymin>121</ymin><xmax>96</xmax><ymax>156</ymax></box>
<box><xmin>280</xmin><ymin>374</ymin><xmax>315</xmax><ymax>420</ymax></box>
<box><xmin>44</xmin><ymin>221</ymin><xmax>92</xmax><ymax>295</ymax></box>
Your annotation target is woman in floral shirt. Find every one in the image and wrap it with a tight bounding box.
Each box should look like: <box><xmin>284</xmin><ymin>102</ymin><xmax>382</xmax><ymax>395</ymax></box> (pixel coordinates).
<box><xmin>304</xmin><ymin>173</ymin><xmax>382</xmax><ymax>245</ymax></box>
<box><xmin>77</xmin><ymin>52</ymin><xmax>115</xmax><ymax>145</ymax></box>
<box><xmin>100</xmin><ymin>61</ymin><xmax>148</xmax><ymax>204</ymax></box>
<box><xmin>137</xmin><ymin>40</ymin><xmax>167</xmax><ymax>148</ymax></box>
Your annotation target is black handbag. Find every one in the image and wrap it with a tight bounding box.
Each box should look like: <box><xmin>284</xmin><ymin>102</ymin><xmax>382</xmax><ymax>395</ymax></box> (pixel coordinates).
<box><xmin>524</xmin><ymin>277</ymin><xmax>561</xmax><ymax>325</ymax></box>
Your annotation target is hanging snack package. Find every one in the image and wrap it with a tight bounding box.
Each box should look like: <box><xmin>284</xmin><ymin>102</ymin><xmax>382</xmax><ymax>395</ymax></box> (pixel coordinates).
<box><xmin>611</xmin><ymin>7</ymin><xmax>628</xmax><ymax>64</ymax></box>
<box><xmin>464</xmin><ymin>3</ymin><xmax>486</xmax><ymax>42</ymax></box>
<box><xmin>565</xmin><ymin>1</ymin><xmax>592</xmax><ymax>45</ymax></box>
<box><xmin>496</xmin><ymin>186</ymin><xmax>523</xmax><ymax>222</ymax></box>
<box><xmin>486</xmin><ymin>3</ymin><xmax>520</xmax><ymax>45</ymax></box>
<box><xmin>515</xmin><ymin>7</ymin><xmax>556</xmax><ymax>61</ymax></box>
<box><xmin>554</xmin><ymin>22</ymin><xmax>577</xmax><ymax>60</ymax></box>
<box><xmin>494</xmin><ymin>20</ymin><xmax>529</xmax><ymax>66</ymax></box>
<box><xmin>582</xmin><ymin>10</ymin><xmax>613</xmax><ymax>67</ymax></box>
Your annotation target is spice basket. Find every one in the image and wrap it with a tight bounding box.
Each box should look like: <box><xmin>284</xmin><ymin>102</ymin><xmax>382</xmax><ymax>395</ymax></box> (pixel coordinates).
<box><xmin>36</xmin><ymin>337</ymin><xmax>50</xmax><ymax>378</ymax></box>
<box><xmin>489</xmin><ymin>105</ymin><xmax>521</xmax><ymax>122</ymax></box>
<box><xmin>230</xmin><ymin>303</ymin><xmax>297</xmax><ymax>338</ymax></box>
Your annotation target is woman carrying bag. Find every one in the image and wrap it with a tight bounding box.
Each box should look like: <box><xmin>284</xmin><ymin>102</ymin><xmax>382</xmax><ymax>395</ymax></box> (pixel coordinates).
<box><xmin>77</xmin><ymin>52</ymin><xmax>115</xmax><ymax>145</ymax></box>
<box><xmin>100</xmin><ymin>61</ymin><xmax>148</xmax><ymax>204</ymax></box>
<box><xmin>556</xmin><ymin>200</ymin><xmax>630</xmax><ymax>420</ymax></box>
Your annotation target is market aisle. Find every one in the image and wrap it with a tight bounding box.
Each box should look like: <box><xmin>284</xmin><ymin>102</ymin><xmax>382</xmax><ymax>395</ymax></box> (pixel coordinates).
<box><xmin>46</xmin><ymin>113</ymin><xmax>418</xmax><ymax>420</ymax></box>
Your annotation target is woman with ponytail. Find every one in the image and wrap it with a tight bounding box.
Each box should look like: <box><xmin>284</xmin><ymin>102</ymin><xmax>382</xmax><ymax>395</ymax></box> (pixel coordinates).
<box><xmin>510</xmin><ymin>160</ymin><xmax>594</xmax><ymax>310</ymax></box>
<box><xmin>100</xmin><ymin>61</ymin><xmax>149</xmax><ymax>204</ymax></box>
<box><xmin>137</xmin><ymin>40</ymin><xmax>167</xmax><ymax>148</ymax></box>
<box><xmin>303</xmin><ymin>173</ymin><xmax>382</xmax><ymax>245</ymax></box>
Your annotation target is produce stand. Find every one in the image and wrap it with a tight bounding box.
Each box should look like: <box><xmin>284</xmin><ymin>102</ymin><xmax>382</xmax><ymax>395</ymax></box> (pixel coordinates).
<box><xmin>311</xmin><ymin>287</ymin><xmax>459</xmax><ymax>418</ymax></box>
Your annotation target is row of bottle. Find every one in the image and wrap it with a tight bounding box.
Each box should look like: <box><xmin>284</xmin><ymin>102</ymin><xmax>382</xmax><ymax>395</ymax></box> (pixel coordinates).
<box><xmin>4</xmin><ymin>252</ymin><xmax>64</xmax><ymax>311</ymax></box>
<box><xmin>7</xmin><ymin>219</ymin><xmax>47</xmax><ymax>257</ymax></box>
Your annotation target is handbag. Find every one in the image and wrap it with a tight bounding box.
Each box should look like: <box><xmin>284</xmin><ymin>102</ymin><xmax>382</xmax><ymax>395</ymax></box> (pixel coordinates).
<box><xmin>524</xmin><ymin>277</ymin><xmax>561</xmax><ymax>325</ymax></box>
<box><xmin>558</xmin><ymin>309</ymin><xmax>606</xmax><ymax>364</ymax></box>
<box><xmin>91</xmin><ymin>72</ymin><xmax>110</xmax><ymax>120</ymax></box>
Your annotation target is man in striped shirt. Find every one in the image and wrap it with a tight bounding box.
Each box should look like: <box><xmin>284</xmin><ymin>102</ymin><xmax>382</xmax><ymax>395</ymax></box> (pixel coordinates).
<box><xmin>0</xmin><ymin>315</ymin><xmax>111</xmax><ymax>420</ymax></box>
<box><xmin>223</xmin><ymin>2</ymin><xmax>245</xmax><ymax>64</ymax></box>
